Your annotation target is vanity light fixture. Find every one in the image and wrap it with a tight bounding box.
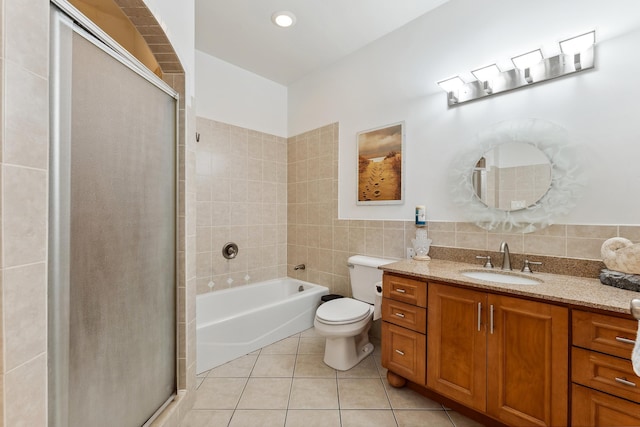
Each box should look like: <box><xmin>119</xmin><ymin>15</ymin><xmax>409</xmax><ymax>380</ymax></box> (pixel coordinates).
<box><xmin>437</xmin><ymin>76</ymin><xmax>465</xmax><ymax>103</ymax></box>
<box><xmin>471</xmin><ymin>64</ymin><xmax>501</xmax><ymax>82</ymax></box>
<box><xmin>560</xmin><ymin>30</ymin><xmax>595</xmax><ymax>70</ymax></box>
<box><xmin>471</xmin><ymin>64</ymin><xmax>501</xmax><ymax>93</ymax></box>
<box><xmin>511</xmin><ymin>49</ymin><xmax>543</xmax><ymax>70</ymax></box>
<box><xmin>271</xmin><ymin>11</ymin><xmax>296</xmax><ymax>28</ymax></box>
<box><xmin>437</xmin><ymin>30</ymin><xmax>595</xmax><ymax>106</ymax></box>
<box><xmin>511</xmin><ymin>49</ymin><xmax>543</xmax><ymax>83</ymax></box>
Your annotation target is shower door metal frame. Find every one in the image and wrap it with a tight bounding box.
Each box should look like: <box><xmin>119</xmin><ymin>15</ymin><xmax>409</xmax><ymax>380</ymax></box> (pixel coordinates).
<box><xmin>49</xmin><ymin>2</ymin><xmax>180</xmax><ymax>426</ymax></box>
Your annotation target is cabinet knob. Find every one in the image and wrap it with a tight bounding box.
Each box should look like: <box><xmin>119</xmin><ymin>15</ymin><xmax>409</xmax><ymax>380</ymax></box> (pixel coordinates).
<box><xmin>395</xmin><ymin>349</ymin><xmax>405</xmax><ymax>356</ymax></box>
<box><xmin>395</xmin><ymin>288</ymin><xmax>406</xmax><ymax>293</ymax></box>
<box><xmin>394</xmin><ymin>312</ymin><xmax>405</xmax><ymax>318</ymax></box>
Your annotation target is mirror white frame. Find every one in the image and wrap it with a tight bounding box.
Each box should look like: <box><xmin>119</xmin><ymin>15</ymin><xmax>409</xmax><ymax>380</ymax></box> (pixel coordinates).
<box><xmin>451</xmin><ymin>119</ymin><xmax>587</xmax><ymax>233</ymax></box>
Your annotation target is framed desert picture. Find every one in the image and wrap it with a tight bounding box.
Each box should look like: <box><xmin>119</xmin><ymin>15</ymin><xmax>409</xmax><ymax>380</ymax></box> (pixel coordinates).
<box><xmin>357</xmin><ymin>122</ymin><xmax>405</xmax><ymax>205</ymax></box>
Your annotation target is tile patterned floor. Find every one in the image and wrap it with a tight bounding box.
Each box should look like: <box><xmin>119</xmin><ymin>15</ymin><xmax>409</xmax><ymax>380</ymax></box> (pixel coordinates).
<box><xmin>181</xmin><ymin>328</ymin><xmax>484</xmax><ymax>427</ymax></box>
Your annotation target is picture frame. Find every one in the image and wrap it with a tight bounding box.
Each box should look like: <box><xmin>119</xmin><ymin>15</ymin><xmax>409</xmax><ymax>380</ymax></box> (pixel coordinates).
<box><xmin>356</xmin><ymin>122</ymin><xmax>405</xmax><ymax>205</ymax></box>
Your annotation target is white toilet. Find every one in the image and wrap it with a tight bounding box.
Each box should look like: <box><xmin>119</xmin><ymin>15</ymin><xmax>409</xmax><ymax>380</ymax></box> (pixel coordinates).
<box><xmin>314</xmin><ymin>255</ymin><xmax>393</xmax><ymax>370</ymax></box>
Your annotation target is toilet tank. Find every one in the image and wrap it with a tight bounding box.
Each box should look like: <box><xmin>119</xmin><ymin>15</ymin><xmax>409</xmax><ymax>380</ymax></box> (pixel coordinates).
<box><xmin>348</xmin><ymin>255</ymin><xmax>394</xmax><ymax>304</ymax></box>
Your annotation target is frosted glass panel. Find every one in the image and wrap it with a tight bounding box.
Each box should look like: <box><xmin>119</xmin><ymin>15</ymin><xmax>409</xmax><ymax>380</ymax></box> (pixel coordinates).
<box><xmin>50</xmin><ymin>11</ymin><xmax>177</xmax><ymax>426</ymax></box>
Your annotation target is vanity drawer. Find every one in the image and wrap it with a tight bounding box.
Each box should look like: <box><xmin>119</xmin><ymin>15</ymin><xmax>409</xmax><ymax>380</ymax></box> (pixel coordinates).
<box><xmin>381</xmin><ymin>322</ymin><xmax>426</xmax><ymax>385</ymax></box>
<box><xmin>572</xmin><ymin>347</ymin><xmax>640</xmax><ymax>403</ymax></box>
<box><xmin>382</xmin><ymin>298</ymin><xmax>426</xmax><ymax>333</ymax></box>
<box><xmin>572</xmin><ymin>384</ymin><xmax>640</xmax><ymax>427</ymax></box>
<box><xmin>572</xmin><ymin>310</ymin><xmax>637</xmax><ymax>359</ymax></box>
<box><xmin>383</xmin><ymin>274</ymin><xmax>427</xmax><ymax>307</ymax></box>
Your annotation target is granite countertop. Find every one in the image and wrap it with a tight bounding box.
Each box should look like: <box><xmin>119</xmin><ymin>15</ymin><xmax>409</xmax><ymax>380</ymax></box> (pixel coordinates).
<box><xmin>380</xmin><ymin>258</ymin><xmax>640</xmax><ymax>316</ymax></box>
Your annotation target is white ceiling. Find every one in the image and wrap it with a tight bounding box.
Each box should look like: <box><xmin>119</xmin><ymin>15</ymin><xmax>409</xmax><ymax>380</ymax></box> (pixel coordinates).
<box><xmin>195</xmin><ymin>0</ymin><xmax>449</xmax><ymax>85</ymax></box>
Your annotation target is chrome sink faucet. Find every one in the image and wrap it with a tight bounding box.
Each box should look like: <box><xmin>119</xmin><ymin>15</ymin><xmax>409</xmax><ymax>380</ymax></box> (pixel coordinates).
<box><xmin>499</xmin><ymin>241</ymin><xmax>512</xmax><ymax>270</ymax></box>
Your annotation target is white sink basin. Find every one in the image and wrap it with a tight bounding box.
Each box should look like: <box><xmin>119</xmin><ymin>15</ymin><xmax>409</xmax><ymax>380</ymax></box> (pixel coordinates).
<box><xmin>461</xmin><ymin>270</ymin><xmax>542</xmax><ymax>285</ymax></box>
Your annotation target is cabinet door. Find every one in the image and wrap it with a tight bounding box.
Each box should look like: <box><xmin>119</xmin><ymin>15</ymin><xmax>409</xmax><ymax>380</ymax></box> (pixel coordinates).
<box><xmin>427</xmin><ymin>283</ymin><xmax>487</xmax><ymax>411</ymax></box>
<box><xmin>487</xmin><ymin>294</ymin><xmax>568</xmax><ymax>427</ymax></box>
<box><xmin>572</xmin><ymin>384</ymin><xmax>640</xmax><ymax>427</ymax></box>
<box><xmin>381</xmin><ymin>322</ymin><xmax>426</xmax><ymax>385</ymax></box>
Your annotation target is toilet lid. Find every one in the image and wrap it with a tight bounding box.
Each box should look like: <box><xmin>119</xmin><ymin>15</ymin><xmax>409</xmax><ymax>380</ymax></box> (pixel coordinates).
<box><xmin>316</xmin><ymin>298</ymin><xmax>372</xmax><ymax>325</ymax></box>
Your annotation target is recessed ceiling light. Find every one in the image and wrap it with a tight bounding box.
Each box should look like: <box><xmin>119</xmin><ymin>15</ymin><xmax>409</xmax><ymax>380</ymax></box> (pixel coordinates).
<box><xmin>271</xmin><ymin>11</ymin><xmax>296</xmax><ymax>28</ymax></box>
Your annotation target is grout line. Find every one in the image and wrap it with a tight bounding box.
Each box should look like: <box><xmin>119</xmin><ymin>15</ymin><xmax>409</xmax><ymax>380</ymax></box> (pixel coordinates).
<box><xmin>443</xmin><ymin>407</ymin><xmax>457</xmax><ymax>427</ymax></box>
<box><xmin>283</xmin><ymin>333</ymin><xmax>301</xmax><ymax>425</ymax></box>
<box><xmin>228</xmin><ymin>350</ymin><xmax>259</xmax><ymax>424</ymax></box>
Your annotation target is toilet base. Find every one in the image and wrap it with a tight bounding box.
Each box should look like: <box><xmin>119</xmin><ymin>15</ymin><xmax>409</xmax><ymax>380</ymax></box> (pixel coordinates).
<box><xmin>322</xmin><ymin>325</ymin><xmax>374</xmax><ymax>371</ymax></box>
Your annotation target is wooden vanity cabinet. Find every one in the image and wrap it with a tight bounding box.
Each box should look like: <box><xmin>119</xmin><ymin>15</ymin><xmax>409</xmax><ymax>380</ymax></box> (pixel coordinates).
<box><xmin>427</xmin><ymin>282</ymin><xmax>569</xmax><ymax>427</ymax></box>
<box><xmin>381</xmin><ymin>274</ymin><xmax>427</xmax><ymax>386</ymax></box>
<box><xmin>571</xmin><ymin>310</ymin><xmax>640</xmax><ymax>426</ymax></box>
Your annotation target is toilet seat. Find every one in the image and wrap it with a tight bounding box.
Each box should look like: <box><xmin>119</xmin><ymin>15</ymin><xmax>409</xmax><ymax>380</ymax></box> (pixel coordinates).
<box><xmin>316</xmin><ymin>298</ymin><xmax>372</xmax><ymax>325</ymax></box>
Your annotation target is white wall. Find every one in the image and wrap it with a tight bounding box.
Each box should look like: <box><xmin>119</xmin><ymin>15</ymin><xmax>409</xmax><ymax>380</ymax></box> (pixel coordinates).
<box><xmin>196</xmin><ymin>50</ymin><xmax>288</xmax><ymax>137</ymax></box>
<box><xmin>288</xmin><ymin>0</ymin><xmax>640</xmax><ymax>225</ymax></box>
<box><xmin>142</xmin><ymin>0</ymin><xmax>195</xmax><ymax>104</ymax></box>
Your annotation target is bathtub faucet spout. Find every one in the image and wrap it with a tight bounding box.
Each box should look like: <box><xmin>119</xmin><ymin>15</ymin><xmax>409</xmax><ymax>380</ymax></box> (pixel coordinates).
<box><xmin>294</xmin><ymin>264</ymin><xmax>306</xmax><ymax>271</ymax></box>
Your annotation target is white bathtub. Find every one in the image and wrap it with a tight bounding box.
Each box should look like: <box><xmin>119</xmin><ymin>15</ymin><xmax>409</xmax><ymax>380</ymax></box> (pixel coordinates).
<box><xmin>196</xmin><ymin>277</ymin><xmax>329</xmax><ymax>374</ymax></box>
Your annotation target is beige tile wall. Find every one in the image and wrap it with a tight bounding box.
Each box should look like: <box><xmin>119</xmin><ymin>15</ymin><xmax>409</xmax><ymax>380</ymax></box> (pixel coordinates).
<box><xmin>195</xmin><ymin>118</ymin><xmax>288</xmax><ymax>295</ymax></box>
<box><xmin>0</xmin><ymin>1</ymin><xmax>194</xmax><ymax>426</ymax></box>
<box><xmin>286</xmin><ymin>123</ymin><xmax>640</xmax><ymax>300</ymax></box>
<box><xmin>287</xmin><ymin>124</ymin><xmax>416</xmax><ymax>296</ymax></box>
<box><xmin>1</xmin><ymin>0</ymin><xmax>49</xmax><ymax>425</ymax></box>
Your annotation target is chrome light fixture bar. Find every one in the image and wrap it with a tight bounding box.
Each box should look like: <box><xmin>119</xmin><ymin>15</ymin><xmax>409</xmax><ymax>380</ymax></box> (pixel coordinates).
<box><xmin>437</xmin><ymin>30</ymin><xmax>595</xmax><ymax>106</ymax></box>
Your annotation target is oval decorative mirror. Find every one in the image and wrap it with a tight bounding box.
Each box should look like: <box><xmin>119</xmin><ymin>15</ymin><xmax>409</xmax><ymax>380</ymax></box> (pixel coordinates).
<box><xmin>472</xmin><ymin>142</ymin><xmax>552</xmax><ymax>212</ymax></box>
<box><xmin>451</xmin><ymin>119</ymin><xmax>587</xmax><ymax>233</ymax></box>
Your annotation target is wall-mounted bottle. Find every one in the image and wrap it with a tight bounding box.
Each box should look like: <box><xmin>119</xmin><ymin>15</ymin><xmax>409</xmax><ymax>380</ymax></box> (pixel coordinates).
<box><xmin>415</xmin><ymin>205</ymin><xmax>426</xmax><ymax>226</ymax></box>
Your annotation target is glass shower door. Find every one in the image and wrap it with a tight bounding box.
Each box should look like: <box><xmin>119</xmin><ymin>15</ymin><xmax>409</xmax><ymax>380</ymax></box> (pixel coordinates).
<box><xmin>49</xmin><ymin>5</ymin><xmax>177</xmax><ymax>426</ymax></box>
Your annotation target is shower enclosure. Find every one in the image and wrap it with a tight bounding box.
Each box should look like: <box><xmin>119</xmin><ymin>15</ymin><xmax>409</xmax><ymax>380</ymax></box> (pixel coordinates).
<box><xmin>49</xmin><ymin>3</ymin><xmax>178</xmax><ymax>426</ymax></box>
